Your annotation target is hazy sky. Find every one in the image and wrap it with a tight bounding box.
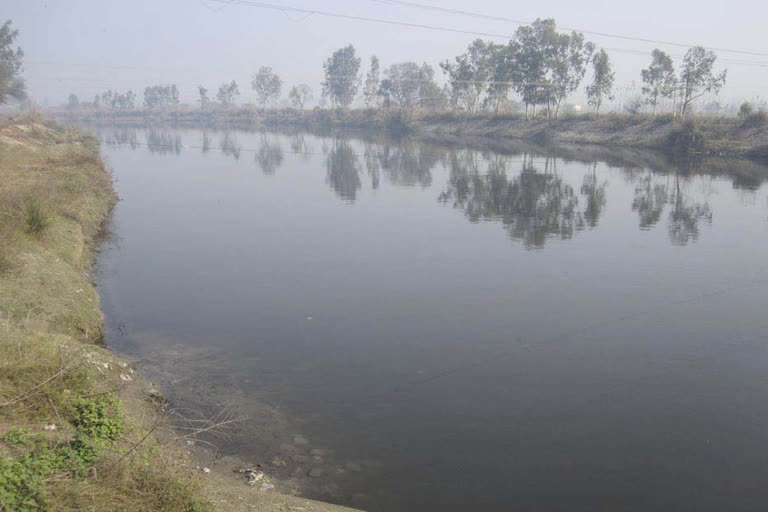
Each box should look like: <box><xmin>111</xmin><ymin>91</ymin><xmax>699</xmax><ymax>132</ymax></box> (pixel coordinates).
<box><xmin>6</xmin><ymin>0</ymin><xmax>768</xmax><ymax>107</ymax></box>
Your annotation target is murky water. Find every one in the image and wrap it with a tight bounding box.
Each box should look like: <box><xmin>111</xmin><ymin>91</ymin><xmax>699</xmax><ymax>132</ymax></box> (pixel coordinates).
<box><xmin>92</xmin><ymin>125</ymin><xmax>768</xmax><ymax>511</ymax></box>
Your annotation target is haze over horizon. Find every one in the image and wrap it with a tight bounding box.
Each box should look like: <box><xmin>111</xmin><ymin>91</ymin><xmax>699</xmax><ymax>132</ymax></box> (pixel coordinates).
<box><xmin>6</xmin><ymin>0</ymin><xmax>768</xmax><ymax>108</ymax></box>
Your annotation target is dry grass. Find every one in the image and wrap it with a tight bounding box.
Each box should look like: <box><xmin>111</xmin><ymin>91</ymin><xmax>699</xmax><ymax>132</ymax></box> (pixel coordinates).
<box><xmin>0</xmin><ymin>117</ymin><xmax>213</xmax><ymax>512</ymax></box>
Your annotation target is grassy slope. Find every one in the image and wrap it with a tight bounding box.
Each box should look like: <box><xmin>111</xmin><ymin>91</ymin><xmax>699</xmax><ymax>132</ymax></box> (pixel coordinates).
<box><xmin>0</xmin><ymin>116</ymin><xmax>213</xmax><ymax>512</ymax></box>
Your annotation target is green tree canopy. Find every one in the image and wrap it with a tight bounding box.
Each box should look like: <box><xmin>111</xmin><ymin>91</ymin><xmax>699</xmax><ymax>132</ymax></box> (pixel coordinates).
<box><xmin>363</xmin><ymin>55</ymin><xmax>381</xmax><ymax>107</ymax></box>
<box><xmin>216</xmin><ymin>80</ymin><xmax>239</xmax><ymax>106</ymax></box>
<box><xmin>679</xmin><ymin>46</ymin><xmax>727</xmax><ymax>116</ymax></box>
<box><xmin>641</xmin><ymin>49</ymin><xmax>676</xmax><ymax>114</ymax></box>
<box><xmin>322</xmin><ymin>45</ymin><xmax>361</xmax><ymax>108</ymax></box>
<box><xmin>586</xmin><ymin>49</ymin><xmax>615</xmax><ymax>113</ymax></box>
<box><xmin>0</xmin><ymin>20</ymin><xmax>26</xmax><ymax>104</ymax></box>
<box><xmin>288</xmin><ymin>84</ymin><xmax>313</xmax><ymax>110</ymax></box>
<box><xmin>251</xmin><ymin>66</ymin><xmax>282</xmax><ymax>107</ymax></box>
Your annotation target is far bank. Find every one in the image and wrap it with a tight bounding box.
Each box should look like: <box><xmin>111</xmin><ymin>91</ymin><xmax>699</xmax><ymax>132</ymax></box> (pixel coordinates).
<box><xmin>48</xmin><ymin>107</ymin><xmax>768</xmax><ymax>161</ymax></box>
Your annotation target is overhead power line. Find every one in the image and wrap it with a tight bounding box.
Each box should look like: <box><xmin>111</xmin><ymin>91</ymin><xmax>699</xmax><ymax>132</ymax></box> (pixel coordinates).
<box><xmin>368</xmin><ymin>0</ymin><xmax>768</xmax><ymax>57</ymax></box>
<box><xmin>205</xmin><ymin>0</ymin><xmax>768</xmax><ymax>60</ymax></box>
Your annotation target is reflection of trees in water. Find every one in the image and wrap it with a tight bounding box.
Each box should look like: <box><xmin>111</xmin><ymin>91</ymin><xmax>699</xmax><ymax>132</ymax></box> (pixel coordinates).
<box><xmin>364</xmin><ymin>143</ymin><xmax>381</xmax><ymax>190</ymax></box>
<box><xmin>146</xmin><ymin>128</ymin><xmax>181</xmax><ymax>155</ymax></box>
<box><xmin>201</xmin><ymin>131</ymin><xmax>211</xmax><ymax>154</ymax></box>
<box><xmin>256</xmin><ymin>134</ymin><xmax>284</xmax><ymax>174</ymax></box>
<box><xmin>632</xmin><ymin>171</ymin><xmax>669</xmax><ymax>229</ymax></box>
<box><xmin>361</xmin><ymin>140</ymin><xmax>444</xmax><ymax>189</ymax></box>
<box><xmin>377</xmin><ymin>142</ymin><xmax>442</xmax><ymax>188</ymax></box>
<box><xmin>101</xmin><ymin>128</ymin><xmax>138</xmax><ymax>149</ymax></box>
<box><xmin>440</xmin><ymin>152</ymin><xmax>579</xmax><ymax>248</ymax></box>
<box><xmin>580</xmin><ymin>162</ymin><xmax>607</xmax><ymax>228</ymax></box>
<box><xmin>631</xmin><ymin>171</ymin><xmax>712</xmax><ymax>244</ymax></box>
<box><xmin>668</xmin><ymin>174</ymin><xmax>712</xmax><ymax>245</ymax></box>
<box><xmin>326</xmin><ymin>139</ymin><xmax>361</xmax><ymax>202</ymax></box>
<box><xmin>289</xmin><ymin>134</ymin><xmax>312</xmax><ymax>160</ymax></box>
<box><xmin>219</xmin><ymin>132</ymin><xmax>241</xmax><ymax>160</ymax></box>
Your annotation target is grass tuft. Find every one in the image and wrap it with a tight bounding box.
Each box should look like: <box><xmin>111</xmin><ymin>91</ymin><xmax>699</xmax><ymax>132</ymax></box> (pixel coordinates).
<box><xmin>22</xmin><ymin>199</ymin><xmax>51</xmax><ymax>235</ymax></box>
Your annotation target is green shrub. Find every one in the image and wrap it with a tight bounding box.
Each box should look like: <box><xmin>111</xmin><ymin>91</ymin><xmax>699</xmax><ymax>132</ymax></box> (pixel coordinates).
<box><xmin>738</xmin><ymin>101</ymin><xmax>754</xmax><ymax>119</ymax></box>
<box><xmin>667</xmin><ymin>119</ymin><xmax>706</xmax><ymax>154</ymax></box>
<box><xmin>0</xmin><ymin>433</ymin><xmax>106</xmax><ymax>512</ymax></box>
<box><xmin>4</xmin><ymin>427</ymin><xmax>30</xmax><ymax>445</ymax></box>
<box><xmin>384</xmin><ymin>110</ymin><xmax>414</xmax><ymax>136</ymax></box>
<box><xmin>0</xmin><ymin>454</ymin><xmax>48</xmax><ymax>512</ymax></box>
<box><xmin>531</xmin><ymin>127</ymin><xmax>554</xmax><ymax>145</ymax></box>
<box><xmin>743</xmin><ymin>110</ymin><xmax>768</xmax><ymax>129</ymax></box>
<box><xmin>0</xmin><ymin>442</ymin><xmax>66</xmax><ymax>512</ymax></box>
<box><xmin>72</xmin><ymin>395</ymin><xmax>125</xmax><ymax>441</ymax></box>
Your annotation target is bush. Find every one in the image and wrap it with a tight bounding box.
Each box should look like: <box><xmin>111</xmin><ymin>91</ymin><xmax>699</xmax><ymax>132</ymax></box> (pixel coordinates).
<box><xmin>3</xmin><ymin>427</ymin><xmax>30</xmax><ymax>445</ymax></box>
<box><xmin>667</xmin><ymin>119</ymin><xmax>706</xmax><ymax>154</ymax></box>
<box><xmin>0</xmin><ymin>452</ymin><xmax>49</xmax><ymax>512</ymax></box>
<box><xmin>531</xmin><ymin>127</ymin><xmax>554</xmax><ymax>145</ymax></box>
<box><xmin>738</xmin><ymin>101</ymin><xmax>754</xmax><ymax>119</ymax></box>
<box><xmin>624</xmin><ymin>97</ymin><xmax>644</xmax><ymax>115</ymax></box>
<box><xmin>0</xmin><ymin>432</ymin><xmax>109</xmax><ymax>512</ymax></box>
<box><xmin>73</xmin><ymin>395</ymin><xmax>125</xmax><ymax>441</ymax></box>
<box><xmin>742</xmin><ymin>110</ymin><xmax>768</xmax><ymax>129</ymax></box>
<box><xmin>384</xmin><ymin>110</ymin><xmax>414</xmax><ymax>136</ymax></box>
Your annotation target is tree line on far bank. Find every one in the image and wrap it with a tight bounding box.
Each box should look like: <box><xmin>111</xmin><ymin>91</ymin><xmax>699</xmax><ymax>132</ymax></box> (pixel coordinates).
<box><xmin>0</xmin><ymin>17</ymin><xmax>755</xmax><ymax>120</ymax></box>
<box><xmin>45</xmin><ymin>17</ymin><xmax>753</xmax><ymax>119</ymax></box>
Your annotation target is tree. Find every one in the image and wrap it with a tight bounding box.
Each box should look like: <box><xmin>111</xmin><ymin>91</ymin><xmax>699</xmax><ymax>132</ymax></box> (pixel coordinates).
<box><xmin>641</xmin><ymin>49</ymin><xmax>676</xmax><ymax>115</ymax></box>
<box><xmin>198</xmin><ymin>85</ymin><xmax>210</xmax><ymax>109</ymax></box>
<box><xmin>586</xmin><ymin>49</ymin><xmax>615</xmax><ymax>113</ymax></box>
<box><xmin>143</xmin><ymin>85</ymin><xmax>179</xmax><ymax>109</ymax></box>
<box><xmin>96</xmin><ymin>89</ymin><xmax>134</xmax><ymax>109</ymax></box>
<box><xmin>486</xmin><ymin>42</ymin><xmax>515</xmax><ymax>112</ymax></box>
<box><xmin>440</xmin><ymin>53</ymin><xmax>475</xmax><ymax>111</ymax></box>
<box><xmin>378</xmin><ymin>62</ymin><xmax>424</xmax><ymax>113</ymax></box>
<box><xmin>547</xmin><ymin>31</ymin><xmax>595</xmax><ymax>118</ymax></box>
<box><xmin>288</xmin><ymin>84</ymin><xmax>313</xmax><ymax>110</ymax></box>
<box><xmin>416</xmin><ymin>63</ymin><xmax>447</xmax><ymax>111</ymax></box>
<box><xmin>363</xmin><ymin>55</ymin><xmax>380</xmax><ymax>107</ymax></box>
<box><xmin>507</xmin><ymin>19</ymin><xmax>558</xmax><ymax>119</ymax></box>
<box><xmin>679</xmin><ymin>46</ymin><xmax>726</xmax><ymax>116</ymax></box>
<box><xmin>322</xmin><ymin>44</ymin><xmax>361</xmax><ymax>108</ymax></box>
<box><xmin>440</xmin><ymin>39</ymin><xmax>493</xmax><ymax>112</ymax></box>
<box><xmin>67</xmin><ymin>93</ymin><xmax>79</xmax><ymax>109</ymax></box>
<box><xmin>101</xmin><ymin>90</ymin><xmax>114</xmax><ymax>108</ymax></box>
<box><xmin>379</xmin><ymin>62</ymin><xmax>444</xmax><ymax>114</ymax></box>
<box><xmin>216</xmin><ymin>80</ymin><xmax>239</xmax><ymax>106</ymax></box>
<box><xmin>251</xmin><ymin>66</ymin><xmax>282</xmax><ymax>107</ymax></box>
<box><xmin>0</xmin><ymin>20</ymin><xmax>25</xmax><ymax>104</ymax></box>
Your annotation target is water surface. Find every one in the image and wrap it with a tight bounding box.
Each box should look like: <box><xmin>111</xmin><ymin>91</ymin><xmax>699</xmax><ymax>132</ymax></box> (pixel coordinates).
<box><xmin>93</xmin><ymin>126</ymin><xmax>768</xmax><ymax>511</ymax></box>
